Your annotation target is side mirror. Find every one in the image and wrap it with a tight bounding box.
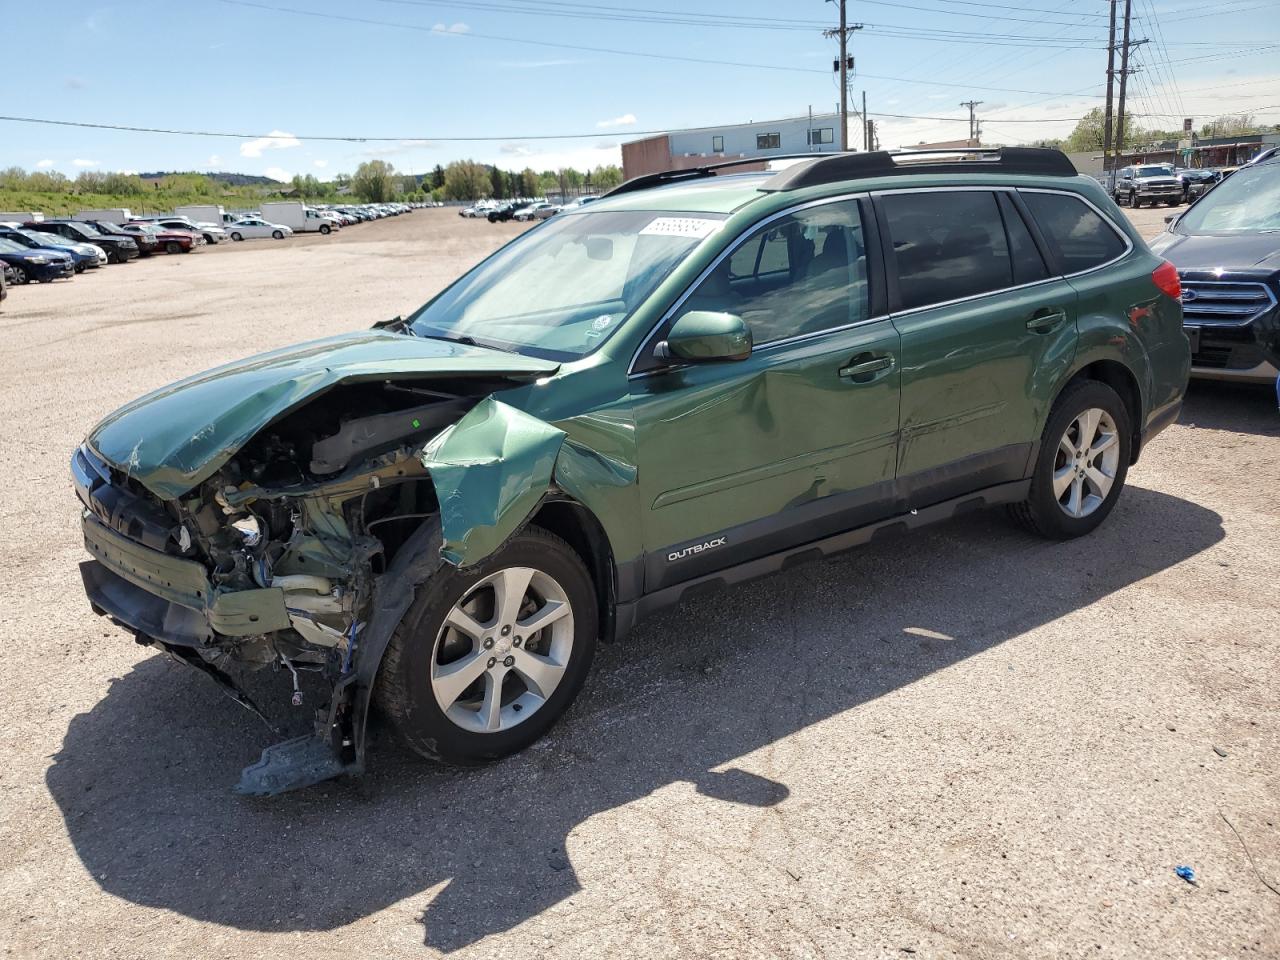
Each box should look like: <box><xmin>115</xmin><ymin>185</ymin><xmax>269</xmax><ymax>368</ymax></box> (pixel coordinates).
<box><xmin>656</xmin><ymin>310</ymin><xmax>752</xmax><ymax>363</ymax></box>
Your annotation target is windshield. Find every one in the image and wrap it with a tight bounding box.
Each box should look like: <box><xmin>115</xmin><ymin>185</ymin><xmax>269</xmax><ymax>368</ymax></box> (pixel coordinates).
<box><xmin>1176</xmin><ymin>162</ymin><xmax>1280</xmax><ymax>234</ymax></box>
<box><xmin>1136</xmin><ymin>166</ymin><xmax>1173</xmax><ymax>178</ymax></box>
<box><xmin>0</xmin><ymin>238</ymin><xmax>30</xmax><ymax>253</ymax></box>
<box><xmin>407</xmin><ymin>209</ymin><xmax>726</xmax><ymax>360</ymax></box>
<box><xmin>17</xmin><ymin>229</ymin><xmax>60</xmax><ymax>245</ymax></box>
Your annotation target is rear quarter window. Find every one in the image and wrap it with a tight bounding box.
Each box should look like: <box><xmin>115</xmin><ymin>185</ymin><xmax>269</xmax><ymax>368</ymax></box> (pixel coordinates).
<box><xmin>1021</xmin><ymin>191</ymin><xmax>1127</xmax><ymax>274</ymax></box>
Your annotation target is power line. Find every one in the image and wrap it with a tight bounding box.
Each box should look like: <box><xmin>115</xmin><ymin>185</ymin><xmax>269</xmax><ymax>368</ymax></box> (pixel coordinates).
<box><xmin>213</xmin><ymin>0</ymin><xmax>1114</xmax><ymax>99</ymax></box>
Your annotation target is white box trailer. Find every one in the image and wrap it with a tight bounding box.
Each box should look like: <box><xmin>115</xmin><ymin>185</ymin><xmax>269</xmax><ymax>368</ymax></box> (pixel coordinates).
<box><xmin>174</xmin><ymin>204</ymin><xmax>225</xmax><ymax>226</ymax></box>
<box><xmin>73</xmin><ymin>208</ymin><xmax>132</xmax><ymax>224</ymax></box>
<box><xmin>0</xmin><ymin>211</ymin><xmax>44</xmax><ymax>223</ymax></box>
<box><xmin>260</xmin><ymin>201</ymin><xmax>341</xmax><ymax>234</ymax></box>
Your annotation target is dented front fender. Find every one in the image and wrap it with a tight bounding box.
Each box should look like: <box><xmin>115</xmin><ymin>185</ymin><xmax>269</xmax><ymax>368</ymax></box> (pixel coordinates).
<box><xmin>421</xmin><ymin>398</ymin><xmax>638</xmax><ymax>568</ymax></box>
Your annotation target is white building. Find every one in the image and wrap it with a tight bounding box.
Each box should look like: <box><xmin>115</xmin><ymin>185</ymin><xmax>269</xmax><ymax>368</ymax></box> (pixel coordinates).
<box><xmin>622</xmin><ymin>112</ymin><xmax>846</xmax><ymax>180</ymax></box>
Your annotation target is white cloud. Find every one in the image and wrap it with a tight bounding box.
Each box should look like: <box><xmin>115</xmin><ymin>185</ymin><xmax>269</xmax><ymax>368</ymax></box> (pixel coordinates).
<box><xmin>239</xmin><ymin>130</ymin><xmax>302</xmax><ymax>158</ymax></box>
<box><xmin>596</xmin><ymin>113</ymin><xmax>637</xmax><ymax>129</ymax></box>
<box><xmin>432</xmin><ymin>21</ymin><xmax>469</xmax><ymax>34</ymax></box>
<box><xmin>35</xmin><ymin>159</ymin><xmax>54</xmax><ymax>169</ymax></box>
<box><xmin>313</xmin><ymin>159</ymin><xmax>329</xmax><ymax>168</ymax></box>
<box><xmin>358</xmin><ymin>139</ymin><xmax>437</xmax><ymax>158</ymax></box>
<box><xmin>208</xmin><ymin>154</ymin><xmax>222</xmax><ymax>166</ymax></box>
<box><xmin>264</xmin><ymin>166</ymin><xmax>292</xmax><ymax>182</ymax></box>
<box><xmin>72</xmin><ymin>158</ymin><xmax>99</xmax><ymax>168</ymax></box>
<box><xmin>115</xmin><ymin>169</ymin><xmax>139</xmax><ymax>176</ymax></box>
<box><xmin>500</xmin><ymin>143</ymin><xmax>534</xmax><ymax>156</ymax></box>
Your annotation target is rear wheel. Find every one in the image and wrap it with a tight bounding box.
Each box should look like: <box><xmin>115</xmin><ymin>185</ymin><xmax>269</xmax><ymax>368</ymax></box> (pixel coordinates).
<box><xmin>1011</xmin><ymin>380</ymin><xmax>1131</xmax><ymax>539</ymax></box>
<box><xmin>377</xmin><ymin>526</ymin><xmax>597</xmax><ymax>764</ymax></box>
<box><xmin>231</xmin><ymin>232</ymin><xmax>243</xmax><ymax>241</ymax></box>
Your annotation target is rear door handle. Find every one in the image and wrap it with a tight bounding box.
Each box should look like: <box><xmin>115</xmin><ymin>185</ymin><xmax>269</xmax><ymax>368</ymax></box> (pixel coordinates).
<box><xmin>839</xmin><ymin>354</ymin><xmax>894</xmax><ymax>383</ymax></box>
<box><xmin>1026</xmin><ymin>309</ymin><xmax>1067</xmax><ymax>333</ymax></box>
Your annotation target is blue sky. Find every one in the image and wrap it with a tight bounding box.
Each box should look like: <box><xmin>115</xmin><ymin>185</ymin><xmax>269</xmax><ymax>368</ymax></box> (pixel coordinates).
<box><xmin>3</xmin><ymin>0</ymin><xmax>1278</xmax><ymax>180</ymax></box>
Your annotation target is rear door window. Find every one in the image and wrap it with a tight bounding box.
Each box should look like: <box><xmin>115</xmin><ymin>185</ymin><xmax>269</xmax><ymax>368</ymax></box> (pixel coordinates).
<box><xmin>1021</xmin><ymin>191</ymin><xmax>1127</xmax><ymax>273</ymax></box>
<box><xmin>880</xmin><ymin>190</ymin><xmax>1015</xmax><ymax>310</ymax></box>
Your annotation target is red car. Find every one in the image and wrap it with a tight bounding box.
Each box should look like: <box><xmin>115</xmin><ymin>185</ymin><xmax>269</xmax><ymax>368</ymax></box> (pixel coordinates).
<box><xmin>120</xmin><ymin>222</ymin><xmax>203</xmax><ymax>255</ymax></box>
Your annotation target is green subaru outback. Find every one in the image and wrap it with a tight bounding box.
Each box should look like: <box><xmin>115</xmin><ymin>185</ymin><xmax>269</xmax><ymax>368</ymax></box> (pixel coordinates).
<box><xmin>72</xmin><ymin>148</ymin><xmax>1188</xmax><ymax>793</ymax></box>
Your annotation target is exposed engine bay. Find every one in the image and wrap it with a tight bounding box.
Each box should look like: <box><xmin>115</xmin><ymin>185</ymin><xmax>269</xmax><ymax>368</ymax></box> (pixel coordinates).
<box><xmin>77</xmin><ymin>375</ymin><xmax>522</xmax><ymax>793</ymax></box>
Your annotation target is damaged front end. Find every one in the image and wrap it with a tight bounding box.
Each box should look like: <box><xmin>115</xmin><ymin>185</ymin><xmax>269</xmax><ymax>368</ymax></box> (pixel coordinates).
<box><xmin>74</xmin><ymin>333</ymin><xmax>565</xmax><ymax>794</ymax></box>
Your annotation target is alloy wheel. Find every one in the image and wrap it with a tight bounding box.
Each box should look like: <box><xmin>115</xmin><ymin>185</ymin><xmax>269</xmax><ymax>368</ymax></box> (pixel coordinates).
<box><xmin>430</xmin><ymin>566</ymin><xmax>574</xmax><ymax>734</ymax></box>
<box><xmin>12</xmin><ymin>266</ymin><xmax>27</xmax><ymax>284</ymax></box>
<box><xmin>1053</xmin><ymin>407</ymin><xmax>1120</xmax><ymax>519</ymax></box>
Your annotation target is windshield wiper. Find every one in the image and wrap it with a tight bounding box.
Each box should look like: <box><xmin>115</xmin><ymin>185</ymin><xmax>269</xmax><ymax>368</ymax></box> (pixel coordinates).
<box><xmin>411</xmin><ymin>331</ymin><xmax>518</xmax><ymax>354</ymax></box>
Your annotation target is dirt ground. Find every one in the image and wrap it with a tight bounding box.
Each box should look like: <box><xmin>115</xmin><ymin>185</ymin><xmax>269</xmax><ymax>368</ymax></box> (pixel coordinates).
<box><xmin>1</xmin><ymin>207</ymin><xmax>1277</xmax><ymax>960</ymax></box>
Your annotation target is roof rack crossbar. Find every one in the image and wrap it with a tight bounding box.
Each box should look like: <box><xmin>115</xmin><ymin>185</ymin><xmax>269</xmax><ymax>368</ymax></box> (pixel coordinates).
<box><xmin>604</xmin><ymin>153</ymin><xmax>821</xmax><ymax>197</ymax></box>
<box><xmin>763</xmin><ymin>147</ymin><xmax>1077</xmax><ymax>191</ymax></box>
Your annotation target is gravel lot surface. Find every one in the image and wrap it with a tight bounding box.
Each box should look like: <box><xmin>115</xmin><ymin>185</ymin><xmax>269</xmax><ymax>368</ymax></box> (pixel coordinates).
<box><xmin>1</xmin><ymin>207</ymin><xmax>1277</xmax><ymax>960</ymax></box>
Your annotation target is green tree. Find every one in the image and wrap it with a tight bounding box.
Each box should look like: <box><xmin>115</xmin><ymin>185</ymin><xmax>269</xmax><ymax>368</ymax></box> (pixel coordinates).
<box><xmin>1199</xmin><ymin>113</ymin><xmax>1258</xmax><ymax>138</ymax></box>
<box><xmin>591</xmin><ymin>164</ymin><xmax>623</xmax><ymax>190</ymax></box>
<box><xmin>431</xmin><ymin>164</ymin><xmax>446</xmax><ymax>189</ymax></box>
<box><xmin>488</xmin><ymin>165</ymin><xmax>506</xmax><ymax>199</ymax></box>
<box><xmin>352</xmin><ymin>159</ymin><xmax>396</xmax><ymax>202</ymax></box>
<box><xmin>519</xmin><ymin>168</ymin><xmax>540</xmax><ymax>197</ymax></box>
<box><xmin>442</xmin><ymin>160</ymin><xmax>491</xmax><ymax>200</ymax></box>
<box><xmin>1064</xmin><ymin>108</ymin><xmax>1107</xmax><ymax>153</ymax></box>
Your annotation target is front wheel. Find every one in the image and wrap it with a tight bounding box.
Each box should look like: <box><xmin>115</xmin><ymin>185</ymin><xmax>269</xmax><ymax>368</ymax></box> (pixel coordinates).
<box><xmin>1011</xmin><ymin>380</ymin><xmax>1131</xmax><ymax>540</ymax></box>
<box><xmin>377</xmin><ymin>526</ymin><xmax>598</xmax><ymax>764</ymax></box>
<box><xmin>106</xmin><ymin>250</ymin><xmax>120</xmax><ymax>264</ymax></box>
<box><xmin>165</xmin><ymin>241</ymin><xmax>182</xmax><ymax>254</ymax></box>
<box><xmin>319</xmin><ymin>224</ymin><xmax>330</xmax><ymax>235</ymax></box>
<box><xmin>272</xmin><ymin>230</ymin><xmax>284</xmax><ymax>240</ymax></box>
<box><xmin>10</xmin><ymin>266</ymin><xmax>27</xmax><ymax>284</ymax></box>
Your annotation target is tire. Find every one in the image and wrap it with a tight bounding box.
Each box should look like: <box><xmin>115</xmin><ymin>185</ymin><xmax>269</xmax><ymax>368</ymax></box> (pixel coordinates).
<box><xmin>231</xmin><ymin>232</ymin><xmax>243</xmax><ymax>241</ymax></box>
<box><xmin>377</xmin><ymin>526</ymin><xmax>598</xmax><ymax>764</ymax></box>
<box><xmin>319</xmin><ymin>224</ymin><xmax>330</xmax><ymax>235</ymax></box>
<box><xmin>203</xmin><ymin>233</ymin><xmax>215</xmax><ymax>244</ymax></box>
<box><xmin>74</xmin><ymin>263</ymin><xmax>84</xmax><ymax>274</ymax></box>
<box><xmin>272</xmin><ymin>230</ymin><xmax>284</xmax><ymax>240</ymax></box>
<box><xmin>1010</xmin><ymin>379</ymin><xmax>1132</xmax><ymax>540</ymax></box>
<box><xmin>1128</xmin><ymin>190</ymin><xmax>1139</xmax><ymax>208</ymax></box>
<box><xmin>165</xmin><ymin>241</ymin><xmax>182</xmax><ymax>255</ymax></box>
<box><xmin>10</xmin><ymin>266</ymin><xmax>27</xmax><ymax>284</ymax></box>
<box><xmin>106</xmin><ymin>250</ymin><xmax>120</xmax><ymax>264</ymax></box>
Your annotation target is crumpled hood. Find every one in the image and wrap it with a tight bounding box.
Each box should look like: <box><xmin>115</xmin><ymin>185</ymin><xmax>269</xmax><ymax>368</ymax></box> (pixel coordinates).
<box><xmin>1149</xmin><ymin>231</ymin><xmax>1280</xmax><ymax>270</ymax></box>
<box><xmin>87</xmin><ymin>331</ymin><xmax>559</xmax><ymax>500</ymax></box>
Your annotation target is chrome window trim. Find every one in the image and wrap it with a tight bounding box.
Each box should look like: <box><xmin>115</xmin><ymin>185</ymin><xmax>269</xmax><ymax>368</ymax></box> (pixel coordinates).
<box><xmin>626</xmin><ymin>184</ymin><xmax>1132</xmax><ymax>378</ymax></box>
<box><xmin>626</xmin><ymin>191</ymin><xmax>872</xmax><ymax>378</ymax></box>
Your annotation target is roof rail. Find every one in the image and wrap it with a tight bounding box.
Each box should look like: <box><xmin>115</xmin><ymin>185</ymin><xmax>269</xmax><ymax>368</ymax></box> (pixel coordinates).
<box><xmin>764</xmin><ymin>147</ymin><xmax>1077</xmax><ymax>191</ymax></box>
<box><xmin>603</xmin><ymin>153</ymin><xmax>822</xmax><ymax>197</ymax></box>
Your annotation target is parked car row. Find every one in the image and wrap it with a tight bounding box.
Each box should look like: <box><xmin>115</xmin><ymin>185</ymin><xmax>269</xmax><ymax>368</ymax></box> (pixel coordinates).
<box><xmin>459</xmin><ymin>196</ymin><xmax>601</xmax><ymax>222</ymax></box>
<box><xmin>0</xmin><ymin>201</ymin><xmax>424</xmax><ymax>299</ymax></box>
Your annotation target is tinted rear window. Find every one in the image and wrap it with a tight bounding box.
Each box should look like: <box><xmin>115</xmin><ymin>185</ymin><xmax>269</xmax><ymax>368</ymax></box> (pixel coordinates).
<box><xmin>1022</xmin><ymin>192</ymin><xmax>1127</xmax><ymax>273</ymax></box>
<box><xmin>882</xmin><ymin>191</ymin><xmax>1014</xmax><ymax>310</ymax></box>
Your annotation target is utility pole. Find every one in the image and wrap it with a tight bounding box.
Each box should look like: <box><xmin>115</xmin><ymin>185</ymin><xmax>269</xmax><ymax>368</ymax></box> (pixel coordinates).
<box><xmin>862</xmin><ymin>90</ymin><xmax>868</xmax><ymax>151</ymax></box>
<box><xmin>1115</xmin><ymin>0</ymin><xmax>1149</xmax><ymax>171</ymax></box>
<box><xmin>1103</xmin><ymin>0</ymin><xmax>1117</xmax><ymax>184</ymax></box>
<box><xmin>960</xmin><ymin>100</ymin><xmax>984</xmax><ymax>144</ymax></box>
<box><xmin>824</xmin><ymin>1</ymin><xmax>863</xmax><ymax>151</ymax></box>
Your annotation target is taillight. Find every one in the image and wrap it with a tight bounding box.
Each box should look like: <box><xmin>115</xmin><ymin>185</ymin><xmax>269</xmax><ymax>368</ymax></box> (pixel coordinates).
<box><xmin>1152</xmin><ymin>260</ymin><xmax>1181</xmax><ymax>299</ymax></box>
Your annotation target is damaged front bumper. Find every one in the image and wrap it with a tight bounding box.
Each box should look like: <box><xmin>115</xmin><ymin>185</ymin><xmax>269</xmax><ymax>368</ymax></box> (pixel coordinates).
<box><xmin>81</xmin><ymin>513</ymin><xmax>292</xmax><ymax>646</ymax></box>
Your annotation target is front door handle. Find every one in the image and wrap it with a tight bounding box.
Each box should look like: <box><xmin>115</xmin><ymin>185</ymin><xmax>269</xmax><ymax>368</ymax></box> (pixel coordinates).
<box><xmin>1026</xmin><ymin>309</ymin><xmax>1067</xmax><ymax>333</ymax></box>
<box><xmin>839</xmin><ymin>354</ymin><xmax>894</xmax><ymax>383</ymax></box>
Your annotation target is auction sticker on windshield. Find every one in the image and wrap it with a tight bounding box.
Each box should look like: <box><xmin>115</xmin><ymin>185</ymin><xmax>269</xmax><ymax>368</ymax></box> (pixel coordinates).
<box><xmin>639</xmin><ymin>217</ymin><xmax>722</xmax><ymax>239</ymax></box>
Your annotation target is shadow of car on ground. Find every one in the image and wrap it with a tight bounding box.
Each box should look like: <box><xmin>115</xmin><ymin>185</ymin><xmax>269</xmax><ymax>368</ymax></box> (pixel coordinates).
<box><xmin>47</xmin><ymin>483</ymin><xmax>1223</xmax><ymax>952</ymax></box>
